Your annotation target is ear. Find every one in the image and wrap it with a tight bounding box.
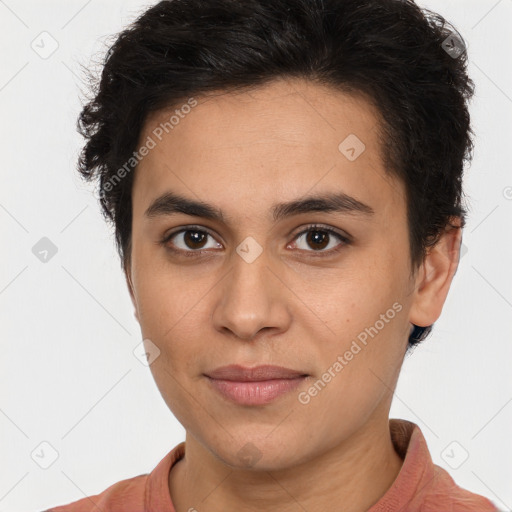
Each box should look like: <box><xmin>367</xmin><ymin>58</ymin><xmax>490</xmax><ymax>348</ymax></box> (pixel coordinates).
<box><xmin>409</xmin><ymin>218</ymin><xmax>463</xmax><ymax>329</ymax></box>
<box><xmin>124</xmin><ymin>260</ymin><xmax>139</xmax><ymax>323</ymax></box>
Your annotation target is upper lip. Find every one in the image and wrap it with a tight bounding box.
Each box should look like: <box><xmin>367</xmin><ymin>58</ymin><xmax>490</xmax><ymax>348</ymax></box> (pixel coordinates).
<box><xmin>205</xmin><ymin>364</ymin><xmax>308</xmax><ymax>381</ymax></box>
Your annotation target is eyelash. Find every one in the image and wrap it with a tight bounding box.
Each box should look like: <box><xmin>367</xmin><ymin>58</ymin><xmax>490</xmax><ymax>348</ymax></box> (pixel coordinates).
<box><xmin>159</xmin><ymin>224</ymin><xmax>351</xmax><ymax>259</ymax></box>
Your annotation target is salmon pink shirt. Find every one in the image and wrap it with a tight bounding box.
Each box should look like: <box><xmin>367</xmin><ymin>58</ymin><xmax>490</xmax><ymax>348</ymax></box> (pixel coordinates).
<box><xmin>44</xmin><ymin>419</ymin><xmax>499</xmax><ymax>512</ymax></box>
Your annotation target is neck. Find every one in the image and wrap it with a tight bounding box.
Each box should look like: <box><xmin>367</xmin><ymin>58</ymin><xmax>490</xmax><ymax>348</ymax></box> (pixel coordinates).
<box><xmin>169</xmin><ymin>415</ymin><xmax>403</xmax><ymax>512</ymax></box>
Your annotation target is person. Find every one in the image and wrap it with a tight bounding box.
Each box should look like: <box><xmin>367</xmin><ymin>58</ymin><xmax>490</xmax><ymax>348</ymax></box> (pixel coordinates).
<box><xmin>44</xmin><ymin>0</ymin><xmax>499</xmax><ymax>510</ymax></box>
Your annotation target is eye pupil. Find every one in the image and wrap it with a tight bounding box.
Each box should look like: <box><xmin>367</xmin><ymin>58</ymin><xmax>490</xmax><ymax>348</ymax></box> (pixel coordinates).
<box><xmin>185</xmin><ymin>230</ymin><xmax>207</xmax><ymax>249</ymax></box>
<box><xmin>307</xmin><ymin>230</ymin><xmax>329</xmax><ymax>250</ymax></box>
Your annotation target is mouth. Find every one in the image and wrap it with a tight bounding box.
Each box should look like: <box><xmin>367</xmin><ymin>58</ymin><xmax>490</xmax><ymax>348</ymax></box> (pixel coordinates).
<box><xmin>205</xmin><ymin>364</ymin><xmax>308</xmax><ymax>381</ymax></box>
<box><xmin>204</xmin><ymin>364</ymin><xmax>309</xmax><ymax>406</ymax></box>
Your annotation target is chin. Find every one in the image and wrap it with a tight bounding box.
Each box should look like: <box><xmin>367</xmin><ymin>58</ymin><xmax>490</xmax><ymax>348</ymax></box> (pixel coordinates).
<box><xmin>207</xmin><ymin>432</ymin><xmax>307</xmax><ymax>471</ymax></box>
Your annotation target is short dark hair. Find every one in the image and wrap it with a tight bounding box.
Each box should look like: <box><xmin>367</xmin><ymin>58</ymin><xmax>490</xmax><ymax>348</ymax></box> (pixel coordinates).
<box><xmin>76</xmin><ymin>0</ymin><xmax>475</xmax><ymax>350</ymax></box>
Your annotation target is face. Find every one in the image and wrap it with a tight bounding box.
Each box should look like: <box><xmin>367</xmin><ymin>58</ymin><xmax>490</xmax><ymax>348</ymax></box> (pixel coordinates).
<box><xmin>125</xmin><ymin>78</ymin><xmax>458</xmax><ymax>470</ymax></box>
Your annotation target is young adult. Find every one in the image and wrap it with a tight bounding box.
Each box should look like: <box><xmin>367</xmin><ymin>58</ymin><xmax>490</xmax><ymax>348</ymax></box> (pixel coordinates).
<box><xmin>46</xmin><ymin>0</ymin><xmax>498</xmax><ymax>510</ymax></box>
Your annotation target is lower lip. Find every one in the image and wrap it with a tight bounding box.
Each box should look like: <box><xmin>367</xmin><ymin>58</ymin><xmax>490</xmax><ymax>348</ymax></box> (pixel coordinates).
<box><xmin>206</xmin><ymin>376</ymin><xmax>307</xmax><ymax>405</ymax></box>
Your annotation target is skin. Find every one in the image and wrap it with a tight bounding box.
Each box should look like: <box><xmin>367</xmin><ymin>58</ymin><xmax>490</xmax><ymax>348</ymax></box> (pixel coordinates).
<box><xmin>124</xmin><ymin>77</ymin><xmax>462</xmax><ymax>512</ymax></box>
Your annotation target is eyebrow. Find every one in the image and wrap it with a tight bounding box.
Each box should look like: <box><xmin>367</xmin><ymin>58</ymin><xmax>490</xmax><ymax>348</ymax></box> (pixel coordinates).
<box><xmin>144</xmin><ymin>190</ymin><xmax>375</xmax><ymax>223</ymax></box>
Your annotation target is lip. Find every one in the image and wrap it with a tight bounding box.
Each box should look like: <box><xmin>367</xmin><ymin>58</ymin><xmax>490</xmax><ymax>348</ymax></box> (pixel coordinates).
<box><xmin>206</xmin><ymin>377</ymin><xmax>306</xmax><ymax>405</ymax></box>
<box><xmin>204</xmin><ymin>365</ymin><xmax>309</xmax><ymax>406</ymax></box>
<box><xmin>205</xmin><ymin>364</ymin><xmax>308</xmax><ymax>381</ymax></box>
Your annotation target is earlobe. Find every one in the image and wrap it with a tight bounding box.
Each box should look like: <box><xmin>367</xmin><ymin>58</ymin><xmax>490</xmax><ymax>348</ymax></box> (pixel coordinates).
<box><xmin>408</xmin><ymin>221</ymin><xmax>462</xmax><ymax>329</ymax></box>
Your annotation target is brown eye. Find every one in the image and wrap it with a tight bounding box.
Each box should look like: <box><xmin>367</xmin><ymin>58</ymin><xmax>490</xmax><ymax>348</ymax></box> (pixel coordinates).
<box><xmin>305</xmin><ymin>229</ymin><xmax>330</xmax><ymax>250</ymax></box>
<box><xmin>290</xmin><ymin>225</ymin><xmax>350</xmax><ymax>255</ymax></box>
<box><xmin>182</xmin><ymin>230</ymin><xmax>208</xmax><ymax>250</ymax></box>
<box><xmin>159</xmin><ymin>223</ymin><xmax>350</xmax><ymax>259</ymax></box>
<box><xmin>161</xmin><ymin>226</ymin><xmax>222</xmax><ymax>256</ymax></box>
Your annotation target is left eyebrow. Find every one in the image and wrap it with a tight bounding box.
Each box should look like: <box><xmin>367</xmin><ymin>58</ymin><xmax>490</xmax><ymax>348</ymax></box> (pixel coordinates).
<box><xmin>144</xmin><ymin>190</ymin><xmax>375</xmax><ymax>223</ymax></box>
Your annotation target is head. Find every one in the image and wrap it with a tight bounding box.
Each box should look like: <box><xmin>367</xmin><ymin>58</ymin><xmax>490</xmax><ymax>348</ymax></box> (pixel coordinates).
<box><xmin>77</xmin><ymin>0</ymin><xmax>473</xmax><ymax>469</ymax></box>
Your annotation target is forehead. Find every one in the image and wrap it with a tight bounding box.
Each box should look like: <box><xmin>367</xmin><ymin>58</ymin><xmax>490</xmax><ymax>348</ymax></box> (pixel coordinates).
<box><xmin>132</xmin><ymin>78</ymin><xmax>405</xmax><ymax>224</ymax></box>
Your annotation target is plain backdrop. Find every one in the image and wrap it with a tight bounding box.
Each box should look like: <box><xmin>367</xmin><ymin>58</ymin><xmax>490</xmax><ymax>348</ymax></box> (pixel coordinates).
<box><xmin>1</xmin><ymin>0</ymin><xmax>511</xmax><ymax>510</ymax></box>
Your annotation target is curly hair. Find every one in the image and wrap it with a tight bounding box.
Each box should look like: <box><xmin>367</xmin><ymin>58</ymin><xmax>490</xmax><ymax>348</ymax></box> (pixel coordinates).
<box><xmin>76</xmin><ymin>0</ymin><xmax>475</xmax><ymax>350</ymax></box>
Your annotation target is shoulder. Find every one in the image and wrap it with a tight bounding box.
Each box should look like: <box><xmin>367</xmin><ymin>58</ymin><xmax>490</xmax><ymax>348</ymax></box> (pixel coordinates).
<box><xmin>42</xmin><ymin>473</ymin><xmax>148</xmax><ymax>512</ymax></box>
<box><xmin>41</xmin><ymin>442</ymin><xmax>183</xmax><ymax>512</ymax></box>
<box><xmin>386</xmin><ymin>419</ymin><xmax>499</xmax><ymax>512</ymax></box>
<box><xmin>420</xmin><ymin>464</ymin><xmax>499</xmax><ymax>512</ymax></box>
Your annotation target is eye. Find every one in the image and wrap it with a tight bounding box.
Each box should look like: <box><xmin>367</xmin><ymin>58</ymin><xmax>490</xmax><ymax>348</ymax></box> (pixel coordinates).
<box><xmin>159</xmin><ymin>223</ymin><xmax>350</xmax><ymax>258</ymax></box>
<box><xmin>288</xmin><ymin>224</ymin><xmax>350</xmax><ymax>256</ymax></box>
<box><xmin>159</xmin><ymin>225</ymin><xmax>222</xmax><ymax>257</ymax></box>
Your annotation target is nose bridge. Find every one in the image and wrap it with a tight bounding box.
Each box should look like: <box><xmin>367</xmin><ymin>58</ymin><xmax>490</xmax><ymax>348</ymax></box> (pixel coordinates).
<box><xmin>212</xmin><ymin>237</ymin><xmax>289</xmax><ymax>340</ymax></box>
<box><xmin>228</xmin><ymin>237</ymin><xmax>273</xmax><ymax>311</ymax></box>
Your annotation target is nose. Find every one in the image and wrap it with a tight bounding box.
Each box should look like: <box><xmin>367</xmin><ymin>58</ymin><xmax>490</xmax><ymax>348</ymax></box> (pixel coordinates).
<box><xmin>211</xmin><ymin>245</ymin><xmax>292</xmax><ymax>342</ymax></box>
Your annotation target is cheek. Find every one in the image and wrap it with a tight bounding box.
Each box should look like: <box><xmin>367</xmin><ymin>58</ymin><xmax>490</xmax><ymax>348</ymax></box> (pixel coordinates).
<box><xmin>133</xmin><ymin>266</ymin><xmax>189</xmax><ymax>334</ymax></box>
<box><xmin>312</xmin><ymin>272</ymin><xmax>404</xmax><ymax>340</ymax></box>
<box><xmin>298</xmin><ymin>321</ymin><xmax>405</xmax><ymax>438</ymax></box>
<box><xmin>308</xmin><ymin>279</ymin><xmax>407</xmax><ymax>398</ymax></box>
